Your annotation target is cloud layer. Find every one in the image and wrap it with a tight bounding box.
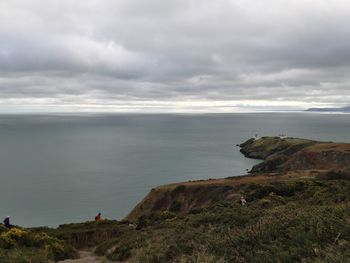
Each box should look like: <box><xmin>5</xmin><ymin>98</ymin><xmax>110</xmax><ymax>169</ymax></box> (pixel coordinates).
<box><xmin>1</xmin><ymin>0</ymin><xmax>350</xmax><ymax>112</ymax></box>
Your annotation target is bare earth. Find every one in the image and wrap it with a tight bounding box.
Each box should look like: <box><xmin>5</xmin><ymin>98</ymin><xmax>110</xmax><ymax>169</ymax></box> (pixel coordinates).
<box><xmin>58</xmin><ymin>249</ymin><xmax>104</xmax><ymax>263</ymax></box>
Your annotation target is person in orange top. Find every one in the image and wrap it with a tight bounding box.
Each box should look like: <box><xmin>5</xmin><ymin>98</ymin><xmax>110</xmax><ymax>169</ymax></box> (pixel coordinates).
<box><xmin>95</xmin><ymin>212</ymin><xmax>102</xmax><ymax>221</ymax></box>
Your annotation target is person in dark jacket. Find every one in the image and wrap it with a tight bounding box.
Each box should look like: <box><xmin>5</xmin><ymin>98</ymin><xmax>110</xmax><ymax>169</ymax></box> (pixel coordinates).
<box><xmin>3</xmin><ymin>216</ymin><xmax>11</xmax><ymax>228</ymax></box>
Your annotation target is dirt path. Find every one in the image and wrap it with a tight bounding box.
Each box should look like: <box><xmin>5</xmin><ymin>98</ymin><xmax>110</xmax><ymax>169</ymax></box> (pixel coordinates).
<box><xmin>157</xmin><ymin>170</ymin><xmax>317</xmax><ymax>189</ymax></box>
<box><xmin>58</xmin><ymin>249</ymin><xmax>105</xmax><ymax>263</ymax></box>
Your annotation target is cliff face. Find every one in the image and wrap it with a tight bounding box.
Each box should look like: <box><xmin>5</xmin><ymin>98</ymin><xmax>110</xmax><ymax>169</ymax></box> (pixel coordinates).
<box><xmin>240</xmin><ymin>137</ymin><xmax>350</xmax><ymax>173</ymax></box>
<box><xmin>126</xmin><ymin>183</ymin><xmax>238</xmax><ymax>222</ymax></box>
<box><xmin>126</xmin><ymin>170</ymin><xmax>318</xmax><ymax>222</ymax></box>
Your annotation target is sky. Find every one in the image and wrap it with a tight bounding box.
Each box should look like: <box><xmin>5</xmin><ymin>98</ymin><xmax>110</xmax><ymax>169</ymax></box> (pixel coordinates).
<box><xmin>0</xmin><ymin>0</ymin><xmax>350</xmax><ymax>113</ymax></box>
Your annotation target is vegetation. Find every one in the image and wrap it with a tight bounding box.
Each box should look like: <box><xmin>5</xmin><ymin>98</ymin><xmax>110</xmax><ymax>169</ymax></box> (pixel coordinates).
<box><xmin>1</xmin><ymin>177</ymin><xmax>349</xmax><ymax>262</ymax></box>
<box><xmin>92</xmin><ymin>178</ymin><xmax>350</xmax><ymax>262</ymax></box>
<box><xmin>240</xmin><ymin>136</ymin><xmax>315</xmax><ymax>160</ymax></box>
<box><xmin>0</xmin><ymin>226</ymin><xmax>77</xmax><ymax>262</ymax></box>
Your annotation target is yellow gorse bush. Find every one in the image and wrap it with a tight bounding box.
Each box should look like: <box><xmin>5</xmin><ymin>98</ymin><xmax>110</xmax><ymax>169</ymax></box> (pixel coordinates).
<box><xmin>4</xmin><ymin>228</ymin><xmax>27</xmax><ymax>240</ymax></box>
<box><xmin>0</xmin><ymin>228</ymin><xmax>27</xmax><ymax>248</ymax></box>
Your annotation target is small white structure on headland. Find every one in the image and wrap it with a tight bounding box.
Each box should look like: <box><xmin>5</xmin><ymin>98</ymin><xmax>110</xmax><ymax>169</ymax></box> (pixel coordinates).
<box><xmin>254</xmin><ymin>134</ymin><xmax>259</xmax><ymax>140</ymax></box>
<box><xmin>279</xmin><ymin>133</ymin><xmax>287</xmax><ymax>139</ymax></box>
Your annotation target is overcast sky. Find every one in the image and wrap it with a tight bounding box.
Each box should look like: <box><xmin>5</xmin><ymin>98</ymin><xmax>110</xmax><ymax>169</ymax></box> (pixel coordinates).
<box><xmin>1</xmin><ymin>0</ymin><xmax>350</xmax><ymax>112</ymax></box>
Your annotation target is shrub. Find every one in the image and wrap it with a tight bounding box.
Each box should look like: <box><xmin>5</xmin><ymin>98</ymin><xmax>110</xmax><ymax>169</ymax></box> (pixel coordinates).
<box><xmin>0</xmin><ymin>228</ymin><xmax>28</xmax><ymax>249</ymax></box>
<box><xmin>109</xmin><ymin>242</ymin><xmax>133</xmax><ymax>261</ymax></box>
<box><xmin>322</xmin><ymin>169</ymin><xmax>350</xmax><ymax>180</ymax></box>
<box><xmin>169</xmin><ymin>200</ymin><xmax>182</xmax><ymax>212</ymax></box>
<box><xmin>48</xmin><ymin>241</ymin><xmax>77</xmax><ymax>261</ymax></box>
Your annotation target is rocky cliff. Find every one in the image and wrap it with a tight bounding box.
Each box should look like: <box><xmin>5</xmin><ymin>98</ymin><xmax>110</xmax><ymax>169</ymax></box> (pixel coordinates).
<box><xmin>240</xmin><ymin>136</ymin><xmax>350</xmax><ymax>173</ymax></box>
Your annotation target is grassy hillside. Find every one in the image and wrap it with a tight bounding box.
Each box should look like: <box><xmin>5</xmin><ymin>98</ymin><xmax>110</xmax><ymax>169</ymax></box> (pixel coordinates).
<box><xmin>2</xmin><ymin>174</ymin><xmax>349</xmax><ymax>262</ymax></box>
<box><xmin>239</xmin><ymin>136</ymin><xmax>316</xmax><ymax>160</ymax></box>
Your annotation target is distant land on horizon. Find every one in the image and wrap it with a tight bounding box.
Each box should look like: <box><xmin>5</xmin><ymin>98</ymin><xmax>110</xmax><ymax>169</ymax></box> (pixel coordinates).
<box><xmin>306</xmin><ymin>106</ymin><xmax>350</xmax><ymax>112</ymax></box>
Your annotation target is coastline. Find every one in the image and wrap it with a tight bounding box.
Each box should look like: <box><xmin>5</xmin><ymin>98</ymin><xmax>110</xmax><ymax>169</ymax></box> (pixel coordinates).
<box><xmin>2</xmin><ymin>136</ymin><xmax>350</xmax><ymax>262</ymax></box>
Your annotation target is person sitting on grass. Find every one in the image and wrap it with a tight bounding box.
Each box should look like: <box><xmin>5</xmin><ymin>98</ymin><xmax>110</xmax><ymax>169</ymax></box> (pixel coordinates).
<box><xmin>95</xmin><ymin>212</ymin><xmax>102</xmax><ymax>221</ymax></box>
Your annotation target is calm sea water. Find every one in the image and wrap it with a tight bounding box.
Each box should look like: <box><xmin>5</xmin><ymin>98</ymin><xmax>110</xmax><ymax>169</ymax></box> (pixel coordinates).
<box><xmin>1</xmin><ymin>113</ymin><xmax>350</xmax><ymax>227</ymax></box>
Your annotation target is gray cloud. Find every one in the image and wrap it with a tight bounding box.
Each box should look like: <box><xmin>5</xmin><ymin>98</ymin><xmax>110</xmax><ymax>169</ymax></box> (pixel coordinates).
<box><xmin>1</xmin><ymin>0</ymin><xmax>350</xmax><ymax>112</ymax></box>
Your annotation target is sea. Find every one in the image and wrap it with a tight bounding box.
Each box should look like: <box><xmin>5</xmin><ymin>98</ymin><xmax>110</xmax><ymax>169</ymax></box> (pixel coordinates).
<box><xmin>1</xmin><ymin>112</ymin><xmax>350</xmax><ymax>227</ymax></box>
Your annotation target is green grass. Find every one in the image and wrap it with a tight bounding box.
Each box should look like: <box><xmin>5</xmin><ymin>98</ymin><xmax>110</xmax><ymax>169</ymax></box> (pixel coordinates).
<box><xmin>92</xmin><ymin>178</ymin><xmax>350</xmax><ymax>262</ymax></box>
<box><xmin>2</xmin><ymin>178</ymin><xmax>350</xmax><ymax>262</ymax></box>
<box><xmin>252</xmin><ymin>137</ymin><xmax>313</xmax><ymax>153</ymax></box>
